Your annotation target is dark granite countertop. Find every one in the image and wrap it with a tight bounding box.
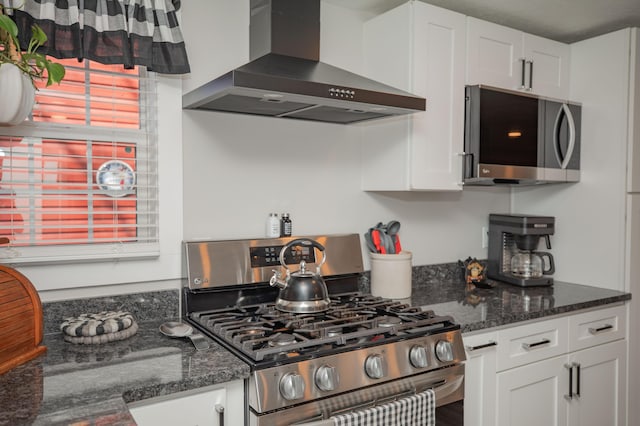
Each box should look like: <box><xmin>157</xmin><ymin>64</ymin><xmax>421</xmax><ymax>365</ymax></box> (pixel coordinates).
<box><xmin>0</xmin><ymin>292</ymin><xmax>250</xmax><ymax>426</ymax></box>
<box><xmin>402</xmin><ymin>263</ymin><xmax>631</xmax><ymax>333</ymax></box>
<box><xmin>0</xmin><ymin>269</ymin><xmax>631</xmax><ymax>425</ymax></box>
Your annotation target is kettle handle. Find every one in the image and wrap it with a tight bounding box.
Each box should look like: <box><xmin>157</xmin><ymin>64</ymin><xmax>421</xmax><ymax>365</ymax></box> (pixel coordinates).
<box><xmin>279</xmin><ymin>239</ymin><xmax>327</xmax><ymax>274</ymax></box>
<box><xmin>534</xmin><ymin>251</ymin><xmax>555</xmax><ymax>275</ymax></box>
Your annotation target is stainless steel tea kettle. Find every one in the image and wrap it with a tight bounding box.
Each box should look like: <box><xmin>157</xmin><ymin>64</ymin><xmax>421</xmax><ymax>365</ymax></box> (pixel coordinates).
<box><xmin>269</xmin><ymin>238</ymin><xmax>330</xmax><ymax>313</ymax></box>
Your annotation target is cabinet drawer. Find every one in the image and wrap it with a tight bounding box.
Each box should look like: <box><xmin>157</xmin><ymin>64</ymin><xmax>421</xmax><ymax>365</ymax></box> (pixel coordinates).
<box><xmin>464</xmin><ymin>331</ymin><xmax>498</xmax><ymax>354</ymax></box>
<box><xmin>496</xmin><ymin>317</ymin><xmax>568</xmax><ymax>371</ymax></box>
<box><xmin>568</xmin><ymin>304</ymin><xmax>626</xmax><ymax>352</ymax></box>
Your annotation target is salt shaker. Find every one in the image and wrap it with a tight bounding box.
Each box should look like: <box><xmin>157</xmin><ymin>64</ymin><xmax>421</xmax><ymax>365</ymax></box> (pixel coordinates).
<box><xmin>266</xmin><ymin>213</ymin><xmax>280</xmax><ymax>238</ymax></box>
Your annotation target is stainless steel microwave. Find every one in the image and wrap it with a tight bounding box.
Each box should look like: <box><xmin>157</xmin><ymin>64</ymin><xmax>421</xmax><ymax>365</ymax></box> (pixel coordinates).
<box><xmin>463</xmin><ymin>85</ymin><xmax>581</xmax><ymax>185</ymax></box>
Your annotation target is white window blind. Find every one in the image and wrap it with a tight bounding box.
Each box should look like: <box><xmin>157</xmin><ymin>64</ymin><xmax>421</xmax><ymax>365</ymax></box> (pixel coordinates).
<box><xmin>0</xmin><ymin>59</ymin><xmax>159</xmax><ymax>264</ymax></box>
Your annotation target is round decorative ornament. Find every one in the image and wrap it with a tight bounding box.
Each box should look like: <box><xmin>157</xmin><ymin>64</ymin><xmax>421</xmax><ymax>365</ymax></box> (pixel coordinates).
<box><xmin>0</xmin><ymin>63</ymin><xmax>36</xmax><ymax>126</ymax></box>
<box><xmin>96</xmin><ymin>160</ymin><xmax>136</xmax><ymax>197</ymax></box>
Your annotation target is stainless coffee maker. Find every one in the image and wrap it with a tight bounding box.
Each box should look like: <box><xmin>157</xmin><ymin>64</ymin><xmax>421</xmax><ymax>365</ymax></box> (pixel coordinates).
<box><xmin>487</xmin><ymin>214</ymin><xmax>555</xmax><ymax>287</ymax></box>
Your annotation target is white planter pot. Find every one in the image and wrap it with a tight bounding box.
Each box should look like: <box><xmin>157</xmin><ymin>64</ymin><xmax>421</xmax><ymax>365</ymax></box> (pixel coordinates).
<box><xmin>0</xmin><ymin>63</ymin><xmax>35</xmax><ymax>126</ymax></box>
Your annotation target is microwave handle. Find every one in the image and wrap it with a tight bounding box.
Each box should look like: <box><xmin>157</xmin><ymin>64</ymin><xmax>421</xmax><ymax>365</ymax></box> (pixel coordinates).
<box><xmin>553</xmin><ymin>103</ymin><xmax>576</xmax><ymax>169</ymax></box>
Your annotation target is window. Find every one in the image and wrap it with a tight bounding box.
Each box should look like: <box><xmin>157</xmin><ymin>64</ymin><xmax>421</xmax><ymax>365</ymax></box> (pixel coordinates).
<box><xmin>0</xmin><ymin>59</ymin><xmax>159</xmax><ymax>264</ymax></box>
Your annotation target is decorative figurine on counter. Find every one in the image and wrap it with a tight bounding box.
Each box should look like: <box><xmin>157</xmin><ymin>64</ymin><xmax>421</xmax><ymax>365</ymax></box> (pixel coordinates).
<box><xmin>458</xmin><ymin>257</ymin><xmax>492</xmax><ymax>291</ymax></box>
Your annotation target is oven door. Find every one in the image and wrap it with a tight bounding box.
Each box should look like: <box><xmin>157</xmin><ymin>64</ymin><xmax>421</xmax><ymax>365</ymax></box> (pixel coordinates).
<box><xmin>291</xmin><ymin>401</ymin><xmax>463</xmax><ymax>426</ymax></box>
<box><xmin>249</xmin><ymin>364</ymin><xmax>464</xmax><ymax>426</ymax></box>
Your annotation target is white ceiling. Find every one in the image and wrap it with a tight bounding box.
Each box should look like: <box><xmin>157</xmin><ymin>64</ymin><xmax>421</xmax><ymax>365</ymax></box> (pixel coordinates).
<box><xmin>326</xmin><ymin>0</ymin><xmax>640</xmax><ymax>43</ymax></box>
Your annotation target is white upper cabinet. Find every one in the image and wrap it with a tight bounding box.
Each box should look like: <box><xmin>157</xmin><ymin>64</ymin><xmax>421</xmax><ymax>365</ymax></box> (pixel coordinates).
<box><xmin>466</xmin><ymin>17</ymin><xmax>570</xmax><ymax>99</ymax></box>
<box><xmin>361</xmin><ymin>1</ymin><xmax>466</xmax><ymax>191</ymax></box>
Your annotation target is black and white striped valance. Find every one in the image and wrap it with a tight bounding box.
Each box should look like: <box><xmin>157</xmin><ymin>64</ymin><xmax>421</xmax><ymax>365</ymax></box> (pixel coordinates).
<box><xmin>1</xmin><ymin>0</ymin><xmax>190</xmax><ymax>74</ymax></box>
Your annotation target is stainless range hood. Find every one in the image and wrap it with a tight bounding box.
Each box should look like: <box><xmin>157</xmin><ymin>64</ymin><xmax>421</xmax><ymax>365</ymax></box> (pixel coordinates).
<box><xmin>182</xmin><ymin>0</ymin><xmax>426</xmax><ymax>124</ymax></box>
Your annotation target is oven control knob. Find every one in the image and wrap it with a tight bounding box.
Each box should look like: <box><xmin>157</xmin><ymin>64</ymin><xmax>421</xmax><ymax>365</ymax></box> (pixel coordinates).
<box><xmin>365</xmin><ymin>354</ymin><xmax>387</xmax><ymax>379</ymax></box>
<box><xmin>409</xmin><ymin>345</ymin><xmax>429</xmax><ymax>368</ymax></box>
<box><xmin>315</xmin><ymin>365</ymin><xmax>339</xmax><ymax>391</ymax></box>
<box><xmin>435</xmin><ymin>340</ymin><xmax>454</xmax><ymax>362</ymax></box>
<box><xmin>279</xmin><ymin>373</ymin><xmax>305</xmax><ymax>400</ymax></box>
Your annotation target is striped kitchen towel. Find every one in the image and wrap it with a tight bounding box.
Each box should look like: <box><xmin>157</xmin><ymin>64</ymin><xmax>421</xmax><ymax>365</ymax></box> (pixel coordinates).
<box><xmin>330</xmin><ymin>389</ymin><xmax>436</xmax><ymax>426</ymax></box>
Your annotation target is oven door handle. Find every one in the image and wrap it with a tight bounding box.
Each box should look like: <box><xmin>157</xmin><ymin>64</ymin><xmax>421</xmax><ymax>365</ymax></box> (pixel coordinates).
<box><xmin>329</xmin><ymin>379</ymin><xmax>447</xmax><ymax>418</ymax></box>
<box><xmin>330</xmin><ymin>399</ymin><xmax>376</xmax><ymax>416</ymax></box>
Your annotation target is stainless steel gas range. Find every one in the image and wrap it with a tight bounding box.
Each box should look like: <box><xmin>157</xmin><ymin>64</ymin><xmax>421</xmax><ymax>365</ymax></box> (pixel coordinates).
<box><xmin>182</xmin><ymin>234</ymin><xmax>465</xmax><ymax>426</ymax></box>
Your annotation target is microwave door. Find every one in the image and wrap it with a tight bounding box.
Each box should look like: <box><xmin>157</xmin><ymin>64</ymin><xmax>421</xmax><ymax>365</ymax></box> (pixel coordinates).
<box><xmin>464</xmin><ymin>86</ymin><xmax>542</xmax><ymax>183</ymax></box>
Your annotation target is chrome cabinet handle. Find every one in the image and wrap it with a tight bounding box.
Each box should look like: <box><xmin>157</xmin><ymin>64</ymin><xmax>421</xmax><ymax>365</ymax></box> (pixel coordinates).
<box><xmin>215</xmin><ymin>404</ymin><xmax>225</xmax><ymax>426</ymax></box>
<box><xmin>528</xmin><ymin>60</ymin><xmax>534</xmax><ymax>90</ymax></box>
<box><xmin>588</xmin><ymin>324</ymin><xmax>613</xmax><ymax>334</ymax></box>
<box><xmin>522</xmin><ymin>338</ymin><xmax>551</xmax><ymax>350</ymax></box>
<box><xmin>564</xmin><ymin>362</ymin><xmax>581</xmax><ymax>401</ymax></box>
<box><xmin>564</xmin><ymin>363</ymin><xmax>574</xmax><ymax>401</ymax></box>
<box><xmin>461</xmin><ymin>152</ymin><xmax>474</xmax><ymax>180</ymax></box>
<box><xmin>466</xmin><ymin>341</ymin><xmax>497</xmax><ymax>351</ymax></box>
<box><xmin>520</xmin><ymin>58</ymin><xmax>527</xmax><ymax>89</ymax></box>
<box><xmin>575</xmin><ymin>363</ymin><xmax>581</xmax><ymax>398</ymax></box>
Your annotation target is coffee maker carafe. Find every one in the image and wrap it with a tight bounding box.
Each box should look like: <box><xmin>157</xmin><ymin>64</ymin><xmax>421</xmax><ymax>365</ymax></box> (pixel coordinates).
<box><xmin>487</xmin><ymin>214</ymin><xmax>555</xmax><ymax>286</ymax></box>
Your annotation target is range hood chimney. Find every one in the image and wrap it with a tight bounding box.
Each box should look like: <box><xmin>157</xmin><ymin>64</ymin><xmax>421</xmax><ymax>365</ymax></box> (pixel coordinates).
<box><xmin>182</xmin><ymin>0</ymin><xmax>426</xmax><ymax>124</ymax></box>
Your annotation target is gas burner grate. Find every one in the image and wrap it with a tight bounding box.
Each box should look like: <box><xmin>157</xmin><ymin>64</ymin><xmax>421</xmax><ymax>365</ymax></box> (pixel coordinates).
<box><xmin>189</xmin><ymin>292</ymin><xmax>457</xmax><ymax>363</ymax></box>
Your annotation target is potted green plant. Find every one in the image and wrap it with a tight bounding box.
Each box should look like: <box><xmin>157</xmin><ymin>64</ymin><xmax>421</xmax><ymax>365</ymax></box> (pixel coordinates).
<box><xmin>0</xmin><ymin>5</ymin><xmax>65</xmax><ymax>125</ymax></box>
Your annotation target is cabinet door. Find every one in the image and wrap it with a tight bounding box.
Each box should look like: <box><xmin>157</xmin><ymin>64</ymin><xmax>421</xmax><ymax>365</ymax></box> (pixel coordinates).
<box><xmin>361</xmin><ymin>2</ymin><xmax>465</xmax><ymax>191</ymax></box>
<box><xmin>568</xmin><ymin>340</ymin><xmax>627</xmax><ymax>426</ymax></box>
<box><xmin>128</xmin><ymin>381</ymin><xmax>244</xmax><ymax>426</ymax></box>
<box><xmin>496</xmin><ymin>355</ymin><xmax>569</xmax><ymax>426</ymax></box>
<box><xmin>463</xmin><ymin>332</ymin><xmax>498</xmax><ymax>426</ymax></box>
<box><xmin>466</xmin><ymin>17</ymin><xmax>523</xmax><ymax>90</ymax></box>
<box><xmin>523</xmin><ymin>33</ymin><xmax>570</xmax><ymax>99</ymax></box>
<box><xmin>409</xmin><ymin>2</ymin><xmax>466</xmax><ymax>191</ymax></box>
<box><xmin>362</xmin><ymin>3</ymin><xmax>413</xmax><ymax>192</ymax></box>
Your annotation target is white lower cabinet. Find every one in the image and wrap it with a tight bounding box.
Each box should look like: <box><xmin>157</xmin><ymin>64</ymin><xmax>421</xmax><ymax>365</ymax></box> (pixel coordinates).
<box><xmin>496</xmin><ymin>339</ymin><xmax>627</xmax><ymax>426</ymax></box>
<box><xmin>568</xmin><ymin>340</ymin><xmax>627</xmax><ymax>426</ymax></box>
<box><xmin>463</xmin><ymin>304</ymin><xmax>627</xmax><ymax>426</ymax></box>
<box><xmin>496</xmin><ymin>355</ymin><xmax>569</xmax><ymax>426</ymax></box>
<box><xmin>463</xmin><ymin>331</ymin><xmax>497</xmax><ymax>426</ymax></box>
<box><xmin>128</xmin><ymin>380</ymin><xmax>244</xmax><ymax>426</ymax></box>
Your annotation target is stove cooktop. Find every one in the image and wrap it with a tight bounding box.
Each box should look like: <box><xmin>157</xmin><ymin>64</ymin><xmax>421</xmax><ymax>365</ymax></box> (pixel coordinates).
<box><xmin>189</xmin><ymin>292</ymin><xmax>459</xmax><ymax>367</ymax></box>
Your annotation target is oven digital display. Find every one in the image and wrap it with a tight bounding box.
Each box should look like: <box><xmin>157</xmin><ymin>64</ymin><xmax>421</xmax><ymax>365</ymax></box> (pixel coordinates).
<box><xmin>250</xmin><ymin>245</ymin><xmax>316</xmax><ymax>268</ymax></box>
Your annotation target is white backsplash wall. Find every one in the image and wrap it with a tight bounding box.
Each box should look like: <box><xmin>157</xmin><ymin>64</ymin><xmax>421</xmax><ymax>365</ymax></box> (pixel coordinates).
<box><xmin>181</xmin><ymin>0</ymin><xmax>510</xmax><ymax>268</ymax></box>
<box><xmin>182</xmin><ymin>111</ymin><xmax>509</xmax><ymax>268</ymax></box>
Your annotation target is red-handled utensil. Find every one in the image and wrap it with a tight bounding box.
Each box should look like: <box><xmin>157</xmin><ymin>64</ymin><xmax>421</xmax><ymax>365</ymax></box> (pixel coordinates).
<box><xmin>386</xmin><ymin>220</ymin><xmax>402</xmax><ymax>253</ymax></box>
<box><xmin>371</xmin><ymin>229</ymin><xmax>386</xmax><ymax>254</ymax></box>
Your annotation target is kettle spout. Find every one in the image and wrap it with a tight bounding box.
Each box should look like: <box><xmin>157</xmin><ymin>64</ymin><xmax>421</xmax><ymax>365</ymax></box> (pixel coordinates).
<box><xmin>269</xmin><ymin>270</ymin><xmax>287</xmax><ymax>289</ymax></box>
